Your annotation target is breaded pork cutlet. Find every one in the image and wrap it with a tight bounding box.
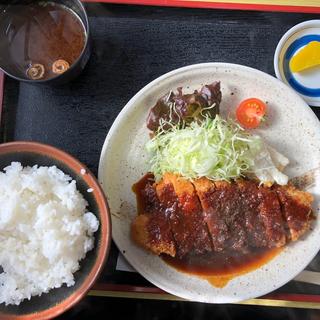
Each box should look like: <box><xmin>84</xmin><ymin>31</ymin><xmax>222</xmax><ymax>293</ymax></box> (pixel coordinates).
<box><xmin>131</xmin><ymin>174</ymin><xmax>314</xmax><ymax>258</ymax></box>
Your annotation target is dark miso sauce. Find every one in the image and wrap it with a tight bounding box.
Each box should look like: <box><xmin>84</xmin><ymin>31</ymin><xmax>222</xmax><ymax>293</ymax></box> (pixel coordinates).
<box><xmin>162</xmin><ymin>248</ymin><xmax>279</xmax><ymax>276</ymax></box>
<box><xmin>162</xmin><ymin>247</ymin><xmax>281</xmax><ymax>287</ymax></box>
<box><xmin>132</xmin><ymin>173</ymin><xmax>156</xmax><ymax>215</ymax></box>
<box><xmin>0</xmin><ymin>1</ymin><xmax>85</xmax><ymax>80</ymax></box>
<box><xmin>133</xmin><ymin>173</ymin><xmax>282</xmax><ymax>287</ymax></box>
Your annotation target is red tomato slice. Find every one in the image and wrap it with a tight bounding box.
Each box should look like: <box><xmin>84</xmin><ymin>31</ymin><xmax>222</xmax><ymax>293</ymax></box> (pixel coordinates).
<box><xmin>236</xmin><ymin>98</ymin><xmax>267</xmax><ymax>129</ymax></box>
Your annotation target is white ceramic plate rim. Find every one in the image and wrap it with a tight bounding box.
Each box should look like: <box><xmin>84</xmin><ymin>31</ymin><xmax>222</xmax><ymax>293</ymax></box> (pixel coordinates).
<box><xmin>99</xmin><ymin>62</ymin><xmax>320</xmax><ymax>303</ymax></box>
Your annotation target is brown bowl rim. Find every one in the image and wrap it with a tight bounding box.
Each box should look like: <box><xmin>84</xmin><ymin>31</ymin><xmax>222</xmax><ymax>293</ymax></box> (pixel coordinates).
<box><xmin>0</xmin><ymin>141</ymin><xmax>112</xmax><ymax>320</ymax></box>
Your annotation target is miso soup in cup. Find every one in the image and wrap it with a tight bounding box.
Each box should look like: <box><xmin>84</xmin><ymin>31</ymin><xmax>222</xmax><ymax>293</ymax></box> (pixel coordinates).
<box><xmin>0</xmin><ymin>0</ymin><xmax>91</xmax><ymax>84</ymax></box>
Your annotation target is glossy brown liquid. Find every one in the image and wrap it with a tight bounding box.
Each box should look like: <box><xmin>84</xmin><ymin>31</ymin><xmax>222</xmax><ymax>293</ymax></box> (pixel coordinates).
<box><xmin>163</xmin><ymin>247</ymin><xmax>281</xmax><ymax>287</ymax></box>
<box><xmin>0</xmin><ymin>2</ymin><xmax>85</xmax><ymax>80</ymax></box>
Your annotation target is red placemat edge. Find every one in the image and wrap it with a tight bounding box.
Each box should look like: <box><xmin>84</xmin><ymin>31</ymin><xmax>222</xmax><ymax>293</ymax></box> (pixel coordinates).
<box><xmin>84</xmin><ymin>0</ymin><xmax>320</xmax><ymax>14</ymax></box>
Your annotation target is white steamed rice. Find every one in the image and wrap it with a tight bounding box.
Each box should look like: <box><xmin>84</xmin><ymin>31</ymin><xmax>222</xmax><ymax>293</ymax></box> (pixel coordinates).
<box><xmin>0</xmin><ymin>162</ymin><xmax>99</xmax><ymax>305</ymax></box>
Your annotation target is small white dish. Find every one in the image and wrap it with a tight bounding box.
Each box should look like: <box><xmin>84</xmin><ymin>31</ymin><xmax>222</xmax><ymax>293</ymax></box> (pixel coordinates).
<box><xmin>274</xmin><ymin>20</ymin><xmax>320</xmax><ymax>107</ymax></box>
<box><xmin>98</xmin><ymin>63</ymin><xmax>320</xmax><ymax>303</ymax></box>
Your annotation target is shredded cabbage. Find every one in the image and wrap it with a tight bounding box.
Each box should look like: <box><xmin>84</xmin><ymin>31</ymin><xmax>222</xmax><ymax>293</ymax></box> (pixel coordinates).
<box><xmin>146</xmin><ymin>116</ymin><xmax>263</xmax><ymax>181</ymax></box>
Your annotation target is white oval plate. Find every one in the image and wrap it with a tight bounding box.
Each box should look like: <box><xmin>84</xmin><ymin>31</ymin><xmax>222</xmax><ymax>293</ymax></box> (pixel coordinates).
<box><xmin>98</xmin><ymin>63</ymin><xmax>320</xmax><ymax>303</ymax></box>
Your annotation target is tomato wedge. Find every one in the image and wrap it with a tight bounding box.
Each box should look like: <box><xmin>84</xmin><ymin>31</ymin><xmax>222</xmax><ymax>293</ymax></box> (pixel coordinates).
<box><xmin>236</xmin><ymin>98</ymin><xmax>267</xmax><ymax>129</ymax></box>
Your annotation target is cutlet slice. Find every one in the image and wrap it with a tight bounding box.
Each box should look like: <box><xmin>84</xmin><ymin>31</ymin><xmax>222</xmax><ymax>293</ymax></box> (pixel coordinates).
<box><xmin>193</xmin><ymin>179</ymin><xmax>248</xmax><ymax>251</ymax></box>
<box><xmin>212</xmin><ymin>180</ymin><xmax>248</xmax><ymax>251</ymax></box>
<box><xmin>236</xmin><ymin>180</ymin><xmax>286</xmax><ymax>248</ymax></box>
<box><xmin>160</xmin><ymin>173</ymin><xmax>213</xmax><ymax>255</ymax></box>
<box><xmin>237</xmin><ymin>180</ymin><xmax>268</xmax><ymax>247</ymax></box>
<box><xmin>193</xmin><ymin>178</ymin><xmax>226</xmax><ymax>251</ymax></box>
<box><xmin>156</xmin><ymin>174</ymin><xmax>212</xmax><ymax>257</ymax></box>
<box><xmin>156</xmin><ymin>179</ymin><xmax>190</xmax><ymax>257</ymax></box>
<box><xmin>257</xmin><ymin>186</ymin><xmax>286</xmax><ymax>247</ymax></box>
<box><xmin>131</xmin><ymin>174</ymin><xmax>176</xmax><ymax>257</ymax></box>
<box><xmin>275</xmin><ymin>184</ymin><xmax>313</xmax><ymax>241</ymax></box>
<box><xmin>131</xmin><ymin>214</ymin><xmax>176</xmax><ymax>257</ymax></box>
